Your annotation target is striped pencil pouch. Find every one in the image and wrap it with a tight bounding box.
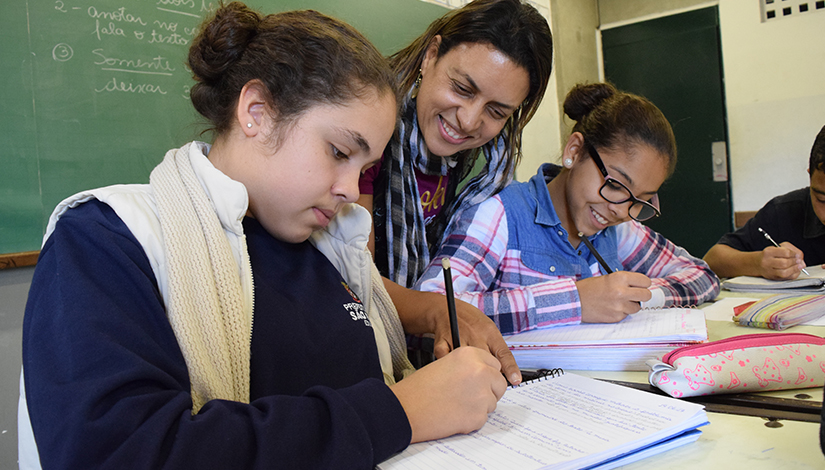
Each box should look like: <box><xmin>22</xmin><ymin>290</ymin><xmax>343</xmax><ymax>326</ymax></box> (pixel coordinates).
<box><xmin>733</xmin><ymin>294</ymin><xmax>825</xmax><ymax>330</ymax></box>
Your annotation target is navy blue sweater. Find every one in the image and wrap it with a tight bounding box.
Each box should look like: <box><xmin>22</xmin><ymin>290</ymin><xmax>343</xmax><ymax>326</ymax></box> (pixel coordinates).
<box><xmin>22</xmin><ymin>200</ymin><xmax>411</xmax><ymax>469</ymax></box>
<box><xmin>717</xmin><ymin>187</ymin><xmax>825</xmax><ymax>266</ymax></box>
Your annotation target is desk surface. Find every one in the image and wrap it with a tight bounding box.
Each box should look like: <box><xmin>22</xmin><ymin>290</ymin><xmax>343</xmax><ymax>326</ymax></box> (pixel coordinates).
<box><xmin>620</xmin><ymin>412</ymin><xmax>822</xmax><ymax>469</ymax></box>
<box><xmin>575</xmin><ymin>369</ymin><xmax>824</xmax><ymax>469</ymax></box>
<box><xmin>572</xmin><ymin>292</ymin><xmax>825</xmax><ymax>469</ymax></box>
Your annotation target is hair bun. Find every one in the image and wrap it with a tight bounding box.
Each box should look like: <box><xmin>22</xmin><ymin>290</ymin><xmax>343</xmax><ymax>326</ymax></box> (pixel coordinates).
<box><xmin>188</xmin><ymin>2</ymin><xmax>260</xmax><ymax>85</ymax></box>
<box><xmin>563</xmin><ymin>82</ymin><xmax>617</xmax><ymax>122</ymax></box>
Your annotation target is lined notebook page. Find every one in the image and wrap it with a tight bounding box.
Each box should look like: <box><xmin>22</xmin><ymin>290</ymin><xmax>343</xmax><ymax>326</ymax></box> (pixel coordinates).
<box><xmin>378</xmin><ymin>373</ymin><xmax>707</xmax><ymax>470</ymax></box>
<box><xmin>504</xmin><ymin>308</ymin><xmax>707</xmax><ymax>346</ymax></box>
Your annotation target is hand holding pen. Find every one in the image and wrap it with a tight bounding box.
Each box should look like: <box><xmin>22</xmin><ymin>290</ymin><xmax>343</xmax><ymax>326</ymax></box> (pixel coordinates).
<box><xmin>576</xmin><ymin>232</ymin><xmax>651</xmax><ymax>323</ymax></box>
<box><xmin>439</xmin><ymin>258</ymin><xmax>522</xmax><ymax>386</ymax></box>
<box><xmin>757</xmin><ymin>227</ymin><xmax>810</xmax><ymax>278</ymax></box>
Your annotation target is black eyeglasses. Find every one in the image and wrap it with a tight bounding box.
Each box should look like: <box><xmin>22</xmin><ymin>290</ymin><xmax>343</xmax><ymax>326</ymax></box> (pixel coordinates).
<box><xmin>585</xmin><ymin>142</ymin><xmax>661</xmax><ymax>222</ymax></box>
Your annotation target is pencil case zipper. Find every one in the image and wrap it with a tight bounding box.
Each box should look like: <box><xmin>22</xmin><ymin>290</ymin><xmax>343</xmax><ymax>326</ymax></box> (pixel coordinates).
<box><xmin>661</xmin><ymin>333</ymin><xmax>825</xmax><ymax>364</ymax></box>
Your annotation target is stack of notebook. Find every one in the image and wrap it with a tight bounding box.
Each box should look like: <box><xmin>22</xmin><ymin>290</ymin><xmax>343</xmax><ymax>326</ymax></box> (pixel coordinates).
<box><xmin>504</xmin><ymin>308</ymin><xmax>708</xmax><ymax>371</ymax></box>
<box><xmin>721</xmin><ymin>265</ymin><xmax>825</xmax><ymax>293</ymax></box>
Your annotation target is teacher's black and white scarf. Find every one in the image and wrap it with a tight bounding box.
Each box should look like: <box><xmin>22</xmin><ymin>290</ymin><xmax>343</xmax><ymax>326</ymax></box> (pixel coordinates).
<box><xmin>374</xmin><ymin>91</ymin><xmax>514</xmax><ymax>287</ymax></box>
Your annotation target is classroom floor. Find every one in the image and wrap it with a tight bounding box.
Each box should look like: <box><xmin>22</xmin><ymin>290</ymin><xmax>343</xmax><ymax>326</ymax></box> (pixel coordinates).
<box><xmin>0</xmin><ymin>266</ymin><xmax>33</xmax><ymax>469</ymax></box>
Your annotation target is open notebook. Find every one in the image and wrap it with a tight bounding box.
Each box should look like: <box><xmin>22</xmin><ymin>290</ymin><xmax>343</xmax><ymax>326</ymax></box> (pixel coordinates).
<box><xmin>504</xmin><ymin>308</ymin><xmax>707</xmax><ymax>371</ymax></box>
<box><xmin>378</xmin><ymin>372</ymin><xmax>708</xmax><ymax>470</ymax></box>
<box><xmin>721</xmin><ymin>264</ymin><xmax>825</xmax><ymax>293</ymax></box>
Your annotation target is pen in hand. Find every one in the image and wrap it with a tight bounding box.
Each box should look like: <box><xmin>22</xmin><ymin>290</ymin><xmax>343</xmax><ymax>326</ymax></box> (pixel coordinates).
<box><xmin>758</xmin><ymin>227</ymin><xmax>810</xmax><ymax>276</ymax></box>
<box><xmin>441</xmin><ymin>258</ymin><xmax>461</xmax><ymax>350</ymax></box>
<box><xmin>578</xmin><ymin>232</ymin><xmax>613</xmax><ymax>274</ymax></box>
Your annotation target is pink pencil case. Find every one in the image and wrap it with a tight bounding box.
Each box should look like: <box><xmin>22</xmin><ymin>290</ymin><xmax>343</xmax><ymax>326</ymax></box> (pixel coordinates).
<box><xmin>647</xmin><ymin>333</ymin><xmax>825</xmax><ymax>398</ymax></box>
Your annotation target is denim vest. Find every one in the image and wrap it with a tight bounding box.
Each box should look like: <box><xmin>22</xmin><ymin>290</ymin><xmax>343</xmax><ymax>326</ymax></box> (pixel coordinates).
<box><xmin>498</xmin><ymin>164</ymin><xmax>621</xmax><ymax>278</ymax></box>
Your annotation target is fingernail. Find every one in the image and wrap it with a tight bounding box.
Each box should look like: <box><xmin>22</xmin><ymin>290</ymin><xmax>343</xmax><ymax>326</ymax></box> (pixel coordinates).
<box><xmin>510</xmin><ymin>373</ymin><xmax>521</xmax><ymax>384</ymax></box>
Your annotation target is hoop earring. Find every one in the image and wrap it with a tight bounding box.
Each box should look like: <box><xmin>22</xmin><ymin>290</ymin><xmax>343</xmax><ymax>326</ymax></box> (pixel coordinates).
<box><xmin>411</xmin><ymin>69</ymin><xmax>422</xmax><ymax>99</ymax></box>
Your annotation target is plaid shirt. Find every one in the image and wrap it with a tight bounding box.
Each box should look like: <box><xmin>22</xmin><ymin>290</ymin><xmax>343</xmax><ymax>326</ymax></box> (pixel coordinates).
<box><xmin>415</xmin><ymin>164</ymin><xmax>720</xmax><ymax>335</ymax></box>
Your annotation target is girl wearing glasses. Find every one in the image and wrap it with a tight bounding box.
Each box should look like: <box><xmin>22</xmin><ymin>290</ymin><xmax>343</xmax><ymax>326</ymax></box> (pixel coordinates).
<box><xmin>415</xmin><ymin>82</ymin><xmax>720</xmax><ymax>334</ymax></box>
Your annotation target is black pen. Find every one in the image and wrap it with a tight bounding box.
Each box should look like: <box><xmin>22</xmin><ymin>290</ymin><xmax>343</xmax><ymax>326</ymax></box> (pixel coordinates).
<box><xmin>578</xmin><ymin>232</ymin><xmax>613</xmax><ymax>274</ymax></box>
<box><xmin>758</xmin><ymin>227</ymin><xmax>810</xmax><ymax>275</ymax></box>
<box><xmin>441</xmin><ymin>258</ymin><xmax>461</xmax><ymax>349</ymax></box>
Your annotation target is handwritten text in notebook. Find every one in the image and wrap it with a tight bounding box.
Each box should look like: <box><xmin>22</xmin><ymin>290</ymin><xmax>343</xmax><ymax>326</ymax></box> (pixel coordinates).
<box><xmin>378</xmin><ymin>373</ymin><xmax>708</xmax><ymax>470</ymax></box>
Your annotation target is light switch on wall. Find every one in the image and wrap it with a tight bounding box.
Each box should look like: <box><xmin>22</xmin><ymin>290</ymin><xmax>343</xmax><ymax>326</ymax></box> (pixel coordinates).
<box><xmin>712</xmin><ymin>141</ymin><xmax>728</xmax><ymax>182</ymax></box>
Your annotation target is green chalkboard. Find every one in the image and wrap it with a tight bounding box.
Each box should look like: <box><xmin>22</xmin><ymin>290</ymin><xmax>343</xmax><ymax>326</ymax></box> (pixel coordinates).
<box><xmin>0</xmin><ymin>0</ymin><xmax>447</xmax><ymax>255</ymax></box>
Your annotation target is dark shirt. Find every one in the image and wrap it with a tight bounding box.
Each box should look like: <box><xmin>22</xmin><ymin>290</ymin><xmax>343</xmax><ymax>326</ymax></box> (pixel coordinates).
<box><xmin>245</xmin><ymin>215</ymin><xmax>384</xmax><ymax>398</ymax></box>
<box><xmin>23</xmin><ymin>200</ymin><xmax>410</xmax><ymax>469</ymax></box>
<box><xmin>717</xmin><ymin>187</ymin><xmax>825</xmax><ymax>266</ymax></box>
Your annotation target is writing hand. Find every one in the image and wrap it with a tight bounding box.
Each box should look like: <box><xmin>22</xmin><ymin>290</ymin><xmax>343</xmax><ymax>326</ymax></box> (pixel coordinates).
<box><xmin>390</xmin><ymin>346</ymin><xmax>507</xmax><ymax>443</ymax></box>
<box><xmin>576</xmin><ymin>271</ymin><xmax>652</xmax><ymax>323</ymax></box>
<box><xmin>384</xmin><ymin>283</ymin><xmax>522</xmax><ymax>387</ymax></box>
<box><xmin>432</xmin><ymin>297</ymin><xmax>522</xmax><ymax>386</ymax></box>
<box><xmin>760</xmin><ymin>242</ymin><xmax>805</xmax><ymax>280</ymax></box>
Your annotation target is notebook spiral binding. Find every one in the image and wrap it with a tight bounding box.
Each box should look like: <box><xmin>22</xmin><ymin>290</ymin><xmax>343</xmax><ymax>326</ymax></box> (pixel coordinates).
<box><xmin>512</xmin><ymin>368</ymin><xmax>564</xmax><ymax>387</ymax></box>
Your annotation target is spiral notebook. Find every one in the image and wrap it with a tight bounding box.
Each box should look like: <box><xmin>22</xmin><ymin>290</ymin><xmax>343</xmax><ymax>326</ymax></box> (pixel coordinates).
<box><xmin>378</xmin><ymin>371</ymin><xmax>708</xmax><ymax>470</ymax></box>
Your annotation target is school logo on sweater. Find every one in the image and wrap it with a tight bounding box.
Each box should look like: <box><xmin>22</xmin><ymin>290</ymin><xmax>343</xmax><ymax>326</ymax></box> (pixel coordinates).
<box><xmin>341</xmin><ymin>281</ymin><xmax>370</xmax><ymax>327</ymax></box>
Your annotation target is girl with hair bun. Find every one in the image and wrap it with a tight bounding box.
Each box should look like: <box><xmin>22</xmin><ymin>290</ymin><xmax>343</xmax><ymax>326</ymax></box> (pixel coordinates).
<box><xmin>19</xmin><ymin>3</ymin><xmax>513</xmax><ymax>469</ymax></box>
<box><xmin>417</xmin><ymin>82</ymin><xmax>720</xmax><ymax>334</ymax></box>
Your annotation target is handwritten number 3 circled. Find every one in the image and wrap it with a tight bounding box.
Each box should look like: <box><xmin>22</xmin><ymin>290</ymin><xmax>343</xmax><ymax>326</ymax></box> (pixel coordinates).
<box><xmin>53</xmin><ymin>43</ymin><xmax>74</xmax><ymax>62</ymax></box>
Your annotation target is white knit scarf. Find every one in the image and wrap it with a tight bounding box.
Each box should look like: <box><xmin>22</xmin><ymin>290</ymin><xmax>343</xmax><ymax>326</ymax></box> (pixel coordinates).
<box><xmin>367</xmin><ymin>253</ymin><xmax>416</xmax><ymax>383</ymax></box>
<box><xmin>149</xmin><ymin>144</ymin><xmax>414</xmax><ymax>413</ymax></box>
<box><xmin>150</xmin><ymin>144</ymin><xmax>252</xmax><ymax>414</ymax></box>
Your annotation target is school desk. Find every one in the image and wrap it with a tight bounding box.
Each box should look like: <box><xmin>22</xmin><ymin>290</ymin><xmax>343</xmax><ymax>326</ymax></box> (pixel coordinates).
<box><xmin>571</xmin><ymin>292</ymin><xmax>825</xmax><ymax>469</ymax></box>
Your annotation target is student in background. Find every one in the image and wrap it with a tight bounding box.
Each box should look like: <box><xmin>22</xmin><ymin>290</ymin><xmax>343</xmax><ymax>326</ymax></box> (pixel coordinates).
<box><xmin>19</xmin><ymin>4</ymin><xmax>511</xmax><ymax>469</ymax></box>
<box><xmin>703</xmin><ymin>124</ymin><xmax>825</xmax><ymax>280</ymax></box>
<box><xmin>416</xmin><ymin>83</ymin><xmax>720</xmax><ymax>334</ymax></box>
<box><xmin>358</xmin><ymin>0</ymin><xmax>553</xmax><ymax>289</ymax></box>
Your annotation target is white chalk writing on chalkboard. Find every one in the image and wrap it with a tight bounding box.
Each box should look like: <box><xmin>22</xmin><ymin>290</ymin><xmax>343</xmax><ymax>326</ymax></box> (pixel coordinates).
<box><xmin>47</xmin><ymin>0</ymin><xmax>216</xmax><ymax>99</ymax></box>
<box><xmin>92</xmin><ymin>49</ymin><xmax>176</xmax><ymax>74</ymax></box>
<box><xmin>95</xmin><ymin>77</ymin><xmax>168</xmax><ymax>94</ymax></box>
<box><xmin>87</xmin><ymin>6</ymin><xmax>148</xmax><ymax>25</ymax></box>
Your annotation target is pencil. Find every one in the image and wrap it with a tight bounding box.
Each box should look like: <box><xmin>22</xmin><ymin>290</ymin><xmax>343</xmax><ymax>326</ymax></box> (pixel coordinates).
<box><xmin>441</xmin><ymin>258</ymin><xmax>460</xmax><ymax>349</ymax></box>
<box><xmin>578</xmin><ymin>232</ymin><xmax>613</xmax><ymax>274</ymax></box>
<box><xmin>758</xmin><ymin>227</ymin><xmax>810</xmax><ymax>275</ymax></box>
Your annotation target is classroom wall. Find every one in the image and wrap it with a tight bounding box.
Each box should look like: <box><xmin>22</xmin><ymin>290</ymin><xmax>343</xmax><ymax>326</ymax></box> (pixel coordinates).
<box><xmin>519</xmin><ymin>0</ymin><xmax>564</xmax><ymax>180</ymax></box>
<box><xmin>546</xmin><ymin>0</ymin><xmax>601</xmax><ymax>158</ymax></box>
<box><xmin>0</xmin><ymin>267</ymin><xmax>34</xmax><ymax>468</ymax></box>
<box><xmin>718</xmin><ymin>0</ymin><xmax>825</xmax><ymax>212</ymax></box>
<box><xmin>598</xmin><ymin>0</ymin><xmax>825</xmax><ymax>214</ymax></box>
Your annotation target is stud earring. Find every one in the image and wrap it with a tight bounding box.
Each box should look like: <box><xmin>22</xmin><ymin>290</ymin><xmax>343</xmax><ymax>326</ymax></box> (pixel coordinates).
<box><xmin>410</xmin><ymin>69</ymin><xmax>422</xmax><ymax>99</ymax></box>
<box><xmin>247</xmin><ymin>122</ymin><xmax>253</xmax><ymax>128</ymax></box>
<box><xmin>564</xmin><ymin>158</ymin><xmax>573</xmax><ymax>167</ymax></box>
